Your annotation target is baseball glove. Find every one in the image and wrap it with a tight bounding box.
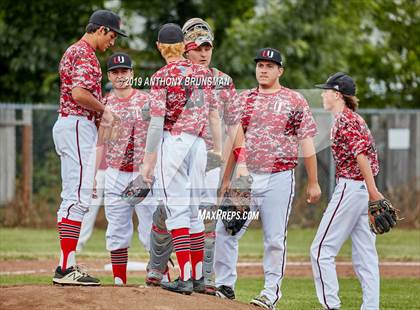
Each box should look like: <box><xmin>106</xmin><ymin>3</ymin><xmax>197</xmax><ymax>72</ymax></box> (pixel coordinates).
<box><xmin>368</xmin><ymin>198</ymin><xmax>399</xmax><ymax>234</ymax></box>
<box><xmin>206</xmin><ymin>151</ymin><xmax>223</xmax><ymax>172</ymax></box>
<box><xmin>220</xmin><ymin>175</ymin><xmax>253</xmax><ymax>236</ymax></box>
<box><xmin>121</xmin><ymin>175</ymin><xmax>155</xmax><ymax>206</ymax></box>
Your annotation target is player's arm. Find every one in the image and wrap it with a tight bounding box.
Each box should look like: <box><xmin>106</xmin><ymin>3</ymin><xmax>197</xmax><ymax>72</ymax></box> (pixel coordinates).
<box><xmin>208</xmin><ymin>109</ymin><xmax>222</xmax><ymax>154</ymax></box>
<box><xmin>299</xmin><ymin>137</ymin><xmax>321</xmax><ymax>203</ymax></box>
<box><xmin>219</xmin><ymin>124</ymin><xmax>248</xmax><ymax>197</ymax></box>
<box><xmin>142</xmin><ymin>116</ymin><xmax>164</xmax><ymax>183</ymax></box>
<box><xmin>72</xmin><ymin>87</ymin><xmax>105</xmax><ymax>112</ymax></box>
<box><xmin>219</xmin><ymin>133</ymin><xmax>235</xmax><ymax>198</ymax></box>
<box><xmin>72</xmin><ymin>87</ymin><xmax>114</xmax><ymax>127</ymax></box>
<box><xmin>356</xmin><ymin>154</ymin><xmax>383</xmax><ymax>201</ymax></box>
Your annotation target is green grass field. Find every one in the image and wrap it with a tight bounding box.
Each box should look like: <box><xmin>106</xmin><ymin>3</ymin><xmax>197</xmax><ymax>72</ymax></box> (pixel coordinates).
<box><xmin>0</xmin><ymin>227</ymin><xmax>419</xmax><ymax>261</ymax></box>
<box><xmin>1</xmin><ymin>228</ymin><xmax>419</xmax><ymax>309</ymax></box>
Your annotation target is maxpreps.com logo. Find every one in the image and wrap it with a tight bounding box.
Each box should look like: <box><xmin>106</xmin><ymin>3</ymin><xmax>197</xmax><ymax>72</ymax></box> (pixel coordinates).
<box><xmin>113</xmin><ymin>55</ymin><xmax>125</xmax><ymax>64</ymax></box>
<box><xmin>261</xmin><ymin>49</ymin><xmax>274</xmax><ymax>58</ymax></box>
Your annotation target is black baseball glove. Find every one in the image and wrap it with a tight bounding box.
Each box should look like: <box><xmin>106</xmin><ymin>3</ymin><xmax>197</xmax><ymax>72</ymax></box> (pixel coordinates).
<box><xmin>121</xmin><ymin>175</ymin><xmax>155</xmax><ymax>206</ymax></box>
<box><xmin>368</xmin><ymin>198</ymin><xmax>399</xmax><ymax>234</ymax></box>
<box><xmin>220</xmin><ymin>175</ymin><xmax>253</xmax><ymax>236</ymax></box>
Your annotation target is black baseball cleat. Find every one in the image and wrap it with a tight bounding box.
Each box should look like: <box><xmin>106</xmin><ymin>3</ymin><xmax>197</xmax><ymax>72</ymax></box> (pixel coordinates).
<box><xmin>192</xmin><ymin>277</ymin><xmax>206</xmax><ymax>294</ymax></box>
<box><xmin>161</xmin><ymin>277</ymin><xmax>193</xmax><ymax>295</ymax></box>
<box><xmin>215</xmin><ymin>285</ymin><xmax>235</xmax><ymax>300</ymax></box>
<box><xmin>52</xmin><ymin>265</ymin><xmax>100</xmax><ymax>286</ymax></box>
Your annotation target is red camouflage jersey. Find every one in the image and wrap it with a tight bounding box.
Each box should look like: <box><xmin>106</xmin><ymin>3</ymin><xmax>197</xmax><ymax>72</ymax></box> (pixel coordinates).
<box><xmin>331</xmin><ymin>107</ymin><xmax>379</xmax><ymax>180</ymax></box>
<box><xmin>59</xmin><ymin>39</ymin><xmax>102</xmax><ymax>119</ymax></box>
<box><xmin>202</xmin><ymin>68</ymin><xmax>238</xmax><ymax>149</ymax></box>
<box><xmin>211</xmin><ymin>68</ymin><xmax>238</xmax><ymax>125</ymax></box>
<box><xmin>238</xmin><ymin>87</ymin><xmax>318</xmax><ymax>174</ymax></box>
<box><xmin>149</xmin><ymin>59</ymin><xmax>217</xmax><ymax>136</ymax></box>
<box><xmin>104</xmin><ymin>89</ymin><xmax>150</xmax><ymax>172</ymax></box>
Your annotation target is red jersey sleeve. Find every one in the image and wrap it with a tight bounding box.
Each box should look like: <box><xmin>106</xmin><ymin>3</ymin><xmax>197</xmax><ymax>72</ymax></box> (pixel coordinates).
<box><xmin>295</xmin><ymin>96</ymin><xmax>318</xmax><ymax>140</ymax></box>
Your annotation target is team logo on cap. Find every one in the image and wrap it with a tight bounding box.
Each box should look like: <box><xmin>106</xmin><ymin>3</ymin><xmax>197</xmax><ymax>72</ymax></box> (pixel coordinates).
<box><xmin>114</xmin><ymin>56</ymin><xmax>125</xmax><ymax>64</ymax></box>
<box><xmin>261</xmin><ymin>49</ymin><xmax>274</xmax><ymax>58</ymax></box>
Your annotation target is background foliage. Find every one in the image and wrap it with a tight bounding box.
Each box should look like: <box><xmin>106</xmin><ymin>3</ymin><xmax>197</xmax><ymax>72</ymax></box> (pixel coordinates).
<box><xmin>0</xmin><ymin>0</ymin><xmax>419</xmax><ymax>226</ymax></box>
<box><xmin>1</xmin><ymin>0</ymin><xmax>418</xmax><ymax>106</ymax></box>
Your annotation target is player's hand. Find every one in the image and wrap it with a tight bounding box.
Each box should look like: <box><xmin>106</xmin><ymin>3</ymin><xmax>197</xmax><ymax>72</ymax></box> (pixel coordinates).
<box><xmin>368</xmin><ymin>188</ymin><xmax>384</xmax><ymax>202</ymax></box>
<box><xmin>306</xmin><ymin>182</ymin><xmax>321</xmax><ymax>204</ymax></box>
<box><xmin>101</xmin><ymin>107</ymin><xmax>114</xmax><ymax>128</ymax></box>
<box><xmin>141</xmin><ymin>152</ymin><xmax>157</xmax><ymax>184</ymax></box>
<box><xmin>218</xmin><ymin>179</ymin><xmax>229</xmax><ymax>199</ymax></box>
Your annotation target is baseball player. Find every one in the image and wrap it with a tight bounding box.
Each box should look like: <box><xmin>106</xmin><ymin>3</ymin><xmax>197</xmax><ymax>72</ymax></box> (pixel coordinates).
<box><xmin>145</xmin><ymin>18</ymin><xmax>238</xmax><ymax>295</ymax></box>
<box><xmin>98</xmin><ymin>52</ymin><xmax>157</xmax><ymax>285</ymax></box>
<box><xmin>140</xmin><ymin>23</ymin><xmax>218</xmax><ymax>294</ymax></box>
<box><xmin>213</xmin><ymin>48</ymin><xmax>321</xmax><ymax>309</ymax></box>
<box><xmin>52</xmin><ymin>9</ymin><xmax>126</xmax><ymax>286</ymax></box>
<box><xmin>311</xmin><ymin>73</ymin><xmax>381</xmax><ymax>310</ymax></box>
<box><xmin>76</xmin><ymin>82</ymin><xmax>112</xmax><ymax>253</ymax></box>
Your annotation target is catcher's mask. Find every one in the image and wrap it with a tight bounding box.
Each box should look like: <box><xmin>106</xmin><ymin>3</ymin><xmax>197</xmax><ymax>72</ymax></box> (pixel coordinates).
<box><xmin>182</xmin><ymin>18</ymin><xmax>214</xmax><ymax>52</ymax></box>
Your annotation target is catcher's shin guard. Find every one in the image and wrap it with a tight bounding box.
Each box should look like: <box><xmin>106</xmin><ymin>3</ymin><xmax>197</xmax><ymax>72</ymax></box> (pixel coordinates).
<box><xmin>146</xmin><ymin>203</ymin><xmax>173</xmax><ymax>286</ymax></box>
<box><xmin>200</xmin><ymin>203</ymin><xmax>217</xmax><ymax>293</ymax></box>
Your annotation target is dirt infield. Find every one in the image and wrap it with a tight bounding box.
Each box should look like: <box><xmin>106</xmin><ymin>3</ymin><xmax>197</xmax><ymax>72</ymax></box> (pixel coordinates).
<box><xmin>1</xmin><ymin>259</ymin><xmax>419</xmax><ymax>309</ymax></box>
<box><xmin>0</xmin><ymin>285</ymin><xmax>256</xmax><ymax>310</ymax></box>
<box><xmin>1</xmin><ymin>258</ymin><xmax>419</xmax><ymax>278</ymax></box>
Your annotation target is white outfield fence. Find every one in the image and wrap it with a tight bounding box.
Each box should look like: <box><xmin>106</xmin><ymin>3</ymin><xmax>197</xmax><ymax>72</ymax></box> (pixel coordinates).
<box><xmin>0</xmin><ymin>103</ymin><xmax>419</xmax><ymax>226</ymax></box>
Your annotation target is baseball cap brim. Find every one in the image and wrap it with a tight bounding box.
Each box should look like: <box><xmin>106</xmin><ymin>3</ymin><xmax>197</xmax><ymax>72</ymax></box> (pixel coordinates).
<box><xmin>185</xmin><ymin>38</ymin><xmax>213</xmax><ymax>52</ymax></box>
<box><xmin>107</xmin><ymin>64</ymin><xmax>132</xmax><ymax>71</ymax></box>
<box><xmin>109</xmin><ymin>27</ymin><xmax>127</xmax><ymax>37</ymax></box>
<box><xmin>196</xmin><ymin>37</ymin><xmax>213</xmax><ymax>46</ymax></box>
<box><xmin>254</xmin><ymin>57</ymin><xmax>282</xmax><ymax>66</ymax></box>
<box><xmin>314</xmin><ymin>83</ymin><xmax>336</xmax><ymax>90</ymax></box>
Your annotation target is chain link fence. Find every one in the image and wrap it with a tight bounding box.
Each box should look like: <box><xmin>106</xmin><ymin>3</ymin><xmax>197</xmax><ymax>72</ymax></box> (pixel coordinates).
<box><xmin>1</xmin><ymin>103</ymin><xmax>419</xmax><ymax>228</ymax></box>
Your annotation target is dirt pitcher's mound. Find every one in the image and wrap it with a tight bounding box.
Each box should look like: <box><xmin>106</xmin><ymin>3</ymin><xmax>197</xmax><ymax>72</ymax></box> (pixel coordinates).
<box><xmin>0</xmin><ymin>285</ymin><xmax>256</xmax><ymax>310</ymax></box>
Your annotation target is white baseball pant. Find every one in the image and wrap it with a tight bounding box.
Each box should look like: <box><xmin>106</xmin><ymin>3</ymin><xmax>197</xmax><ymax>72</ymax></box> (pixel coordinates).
<box><xmin>77</xmin><ymin>168</ymin><xmax>105</xmax><ymax>251</ymax></box>
<box><xmin>201</xmin><ymin>167</ymin><xmax>221</xmax><ymax>205</ymax></box>
<box><xmin>214</xmin><ymin>170</ymin><xmax>295</xmax><ymax>305</ymax></box>
<box><xmin>104</xmin><ymin>167</ymin><xmax>157</xmax><ymax>251</ymax></box>
<box><xmin>52</xmin><ymin>115</ymin><xmax>97</xmax><ymax>222</ymax></box>
<box><xmin>158</xmin><ymin>131</ymin><xmax>206</xmax><ymax>233</ymax></box>
<box><xmin>310</xmin><ymin>178</ymin><xmax>379</xmax><ymax>310</ymax></box>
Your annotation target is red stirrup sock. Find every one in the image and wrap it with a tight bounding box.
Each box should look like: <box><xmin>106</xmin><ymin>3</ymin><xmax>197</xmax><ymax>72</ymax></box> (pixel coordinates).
<box><xmin>171</xmin><ymin>228</ymin><xmax>191</xmax><ymax>281</ymax></box>
<box><xmin>111</xmin><ymin>248</ymin><xmax>128</xmax><ymax>285</ymax></box>
<box><xmin>190</xmin><ymin>231</ymin><xmax>205</xmax><ymax>280</ymax></box>
<box><xmin>58</xmin><ymin>218</ymin><xmax>81</xmax><ymax>270</ymax></box>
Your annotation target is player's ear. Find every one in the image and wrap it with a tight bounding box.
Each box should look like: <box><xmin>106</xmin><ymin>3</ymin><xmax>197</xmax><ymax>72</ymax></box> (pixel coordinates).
<box><xmin>97</xmin><ymin>26</ymin><xmax>105</xmax><ymax>35</ymax></box>
<box><xmin>156</xmin><ymin>42</ymin><xmax>160</xmax><ymax>51</ymax></box>
<box><xmin>334</xmin><ymin>91</ymin><xmax>342</xmax><ymax>100</ymax></box>
<box><xmin>278</xmin><ymin>67</ymin><xmax>284</xmax><ymax>78</ymax></box>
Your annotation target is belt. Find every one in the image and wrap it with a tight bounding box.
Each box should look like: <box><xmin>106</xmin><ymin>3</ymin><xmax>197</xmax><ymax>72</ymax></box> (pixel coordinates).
<box><xmin>60</xmin><ymin>112</ymin><xmax>94</xmax><ymax>121</ymax></box>
<box><xmin>337</xmin><ymin>176</ymin><xmax>365</xmax><ymax>182</ymax></box>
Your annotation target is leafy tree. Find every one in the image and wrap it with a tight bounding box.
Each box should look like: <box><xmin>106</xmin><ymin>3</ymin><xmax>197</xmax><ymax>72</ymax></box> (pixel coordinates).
<box><xmin>0</xmin><ymin>0</ymin><xmax>105</xmax><ymax>103</ymax></box>
<box><xmin>216</xmin><ymin>0</ymin><xmax>420</xmax><ymax>108</ymax></box>
<box><xmin>120</xmin><ymin>0</ymin><xmax>256</xmax><ymax>79</ymax></box>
